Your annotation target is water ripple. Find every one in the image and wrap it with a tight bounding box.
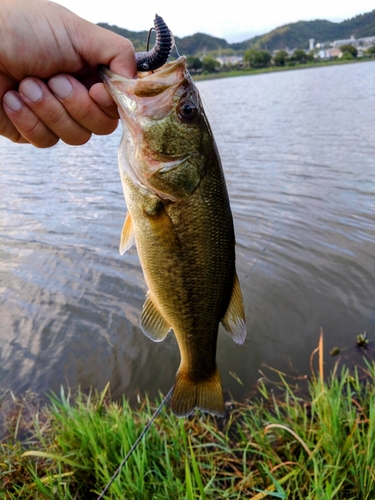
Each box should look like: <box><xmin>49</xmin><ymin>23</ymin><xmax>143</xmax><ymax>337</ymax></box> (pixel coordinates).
<box><xmin>1</xmin><ymin>61</ymin><xmax>375</xmax><ymax>402</ymax></box>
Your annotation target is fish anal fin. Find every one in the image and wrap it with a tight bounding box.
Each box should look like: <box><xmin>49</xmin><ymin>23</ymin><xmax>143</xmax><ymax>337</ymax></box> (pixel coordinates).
<box><xmin>119</xmin><ymin>212</ymin><xmax>135</xmax><ymax>255</ymax></box>
<box><xmin>171</xmin><ymin>367</ymin><xmax>225</xmax><ymax>418</ymax></box>
<box><xmin>140</xmin><ymin>293</ymin><xmax>171</xmax><ymax>342</ymax></box>
<box><xmin>222</xmin><ymin>273</ymin><xmax>246</xmax><ymax>345</ymax></box>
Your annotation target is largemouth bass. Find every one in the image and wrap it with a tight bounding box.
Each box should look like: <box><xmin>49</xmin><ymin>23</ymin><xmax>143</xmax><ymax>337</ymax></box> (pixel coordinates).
<box><xmin>100</xmin><ymin>57</ymin><xmax>246</xmax><ymax>417</ymax></box>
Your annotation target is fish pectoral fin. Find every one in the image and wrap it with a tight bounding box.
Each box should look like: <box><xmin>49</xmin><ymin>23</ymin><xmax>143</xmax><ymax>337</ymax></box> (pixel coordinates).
<box><xmin>140</xmin><ymin>293</ymin><xmax>171</xmax><ymax>342</ymax></box>
<box><xmin>221</xmin><ymin>273</ymin><xmax>247</xmax><ymax>345</ymax></box>
<box><xmin>119</xmin><ymin>212</ymin><xmax>135</xmax><ymax>255</ymax></box>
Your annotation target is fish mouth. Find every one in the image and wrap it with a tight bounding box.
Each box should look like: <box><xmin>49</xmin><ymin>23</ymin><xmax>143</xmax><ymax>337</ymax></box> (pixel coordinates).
<box><xmin>99</xmin><ymin>55</ymin><xmax>186</xmax><ymax>79</ymax></box>
<box><xmin>98</xmin><ymin>56</ymin><xmax>187</xmax><ymax>108</ymax></box>
<box><xmin>99</xmin><ymin>57</ymin><xmax>196</xmax><ymax>200</ymax></box>
<box><xmin>98</xmin><ymin>56</ymin><xmax>190</xmax><ymax>158</ymax></box>
<box><xmin>99</xmin><ymin>56</ymin><xmax>190</xmax><ymax>152</ymax></box>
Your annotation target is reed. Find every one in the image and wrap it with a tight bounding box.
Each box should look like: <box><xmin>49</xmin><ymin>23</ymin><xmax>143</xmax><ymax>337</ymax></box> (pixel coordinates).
<box><xmin>1</xmin><ymin>339</ymin><xmax>375</xmax><ymax>499</ymax></box>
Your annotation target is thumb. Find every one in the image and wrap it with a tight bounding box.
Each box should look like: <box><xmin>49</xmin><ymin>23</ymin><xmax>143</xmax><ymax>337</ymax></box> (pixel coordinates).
<box><xmin>73</xmin><ymin>21</ymin><xmax>137</xmax><ymax>78</ymax></box>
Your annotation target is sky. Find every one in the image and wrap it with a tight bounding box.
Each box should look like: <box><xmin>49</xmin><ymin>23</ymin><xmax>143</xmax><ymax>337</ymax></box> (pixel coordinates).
<box><xmin>56</xmin><ymin>0</ymin><xmax>375</xmax><ymax>42</ymax></box>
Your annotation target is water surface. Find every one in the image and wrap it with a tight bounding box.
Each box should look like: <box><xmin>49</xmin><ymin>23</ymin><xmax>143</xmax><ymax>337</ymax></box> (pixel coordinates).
<box><xmin>1</xmin><ymin>61</ymin><xmax>375</xmax><ymax>403</ymax></box>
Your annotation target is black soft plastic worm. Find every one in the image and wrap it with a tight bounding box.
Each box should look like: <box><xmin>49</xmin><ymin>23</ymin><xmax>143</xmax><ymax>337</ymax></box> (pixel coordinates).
<box><xmin>135</xmin><ymin>14</ymin><xmax>174</xmax><ymax>71</ymax></box>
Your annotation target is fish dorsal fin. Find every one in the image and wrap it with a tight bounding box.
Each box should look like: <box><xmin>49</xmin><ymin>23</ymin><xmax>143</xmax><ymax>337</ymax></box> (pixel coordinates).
<box><xmin>221</xmin><ymin>273</ymin><xmax>246</xmax><ymax>345</ymax></box>
<box><xmin>119</xmin><ymin>212</ymin><xmax>135</xmax><ymax>255</ymax></box>
<box><xmin>140</xmin><ymin>293</ymin><xmax>171</xmax><ymax>342</ymax></box>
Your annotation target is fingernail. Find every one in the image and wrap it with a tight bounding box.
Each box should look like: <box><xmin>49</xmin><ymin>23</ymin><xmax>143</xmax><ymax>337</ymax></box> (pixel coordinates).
<box><xmin>3</xmin><ymin>91</ymin><xmax>23</xmax><ymax>111</ymax></box>
<box><xmin>48</xmin><ymin>75</ymin><xmax>73</xmax><ymax>99</ymax></box>
<box><xmin>21</xmin><ymin>79</ymin><xmax>43</xmax><ymax>102</ymax></box>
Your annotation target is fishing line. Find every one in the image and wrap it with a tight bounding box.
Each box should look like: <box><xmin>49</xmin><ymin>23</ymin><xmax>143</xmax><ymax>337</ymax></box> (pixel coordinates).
<box><xmin>196</xmin><ymin>91</ymin><xmax>280</xmax><ymax>283</ymax></box>
<box><xmin>243</xmin><ymin>227</ymin><xmax>279</xmax><ymax>282</ymax></box>
<box><xmin>98</xmin><ymin>62</ymin><xmax>275</xmax><ymax>496</ymax></box>
<box><xmin>97</xmin><ymin>385</ymin><xmax>174</xmax><ymax>500</ymax></box>
<box><xmin>174</xmin><ymin>43</ymin><xmax>181</xmax><ymax>58</ymax></box>
<box><xmin>199</xmin><ymin>93</ymin><xmax>238</xmax><ymax>164</ymax></box>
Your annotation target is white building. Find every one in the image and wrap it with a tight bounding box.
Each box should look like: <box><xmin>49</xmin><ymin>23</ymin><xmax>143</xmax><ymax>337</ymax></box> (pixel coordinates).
<box><xmin>332</xmin><ymin>35</ymin><xmax>375</xmax><ymax>48</ymax></box>
<box><xmin>215</xmin><ymin>55</ymin><xmax>243</xmax><ymax>66</ymax></box>
<box><xmin>332</xmin><ymin>35</ymin><xmax>356</xmax><ymax>47</ymax></box>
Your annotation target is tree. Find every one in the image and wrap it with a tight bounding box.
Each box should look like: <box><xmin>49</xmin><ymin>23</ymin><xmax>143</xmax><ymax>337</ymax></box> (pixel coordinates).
<box><xmin>339</xmin><ymin>44</ymin><xmax>358</xmax><ymax>58</ymax></box>
<box><xmin>201</xmin><ymin>57</ymin><xmax>220</xmax><ymax>73</ymax></box>
<box><xmin>186</xmin><ymin>56</ymin><xmax>203</xmax><ymax>72</ymax></box>
<box><xmin>273</xmin><ymin>50</ymin><xmax>288</xmax><ymax>66</ymax></box>
<box><xmin>290</xmin><ymin>49</ymin><xmax>313</xmax><ymax>64</ymax></box>
<box><xmin>244</xmin><ymin>49</ymin><xmax>271</xmax><ymax>68</ymax></box>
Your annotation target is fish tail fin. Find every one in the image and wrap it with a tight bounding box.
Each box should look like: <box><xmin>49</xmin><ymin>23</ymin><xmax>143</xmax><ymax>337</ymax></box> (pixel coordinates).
<box><xmin>171</xmin><ymin>367</ymin><xmax>225</xmax><ymax>418</ymax></box>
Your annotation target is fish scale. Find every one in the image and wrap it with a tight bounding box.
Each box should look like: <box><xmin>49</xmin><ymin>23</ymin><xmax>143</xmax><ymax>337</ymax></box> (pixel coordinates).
<box><xmin>100</xmin><ymin>57</ymin><xmax>246</xmax><ymax>417</ymax></box>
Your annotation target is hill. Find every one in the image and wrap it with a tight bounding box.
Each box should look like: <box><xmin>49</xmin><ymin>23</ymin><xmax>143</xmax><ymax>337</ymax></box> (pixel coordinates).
<box><xmin>98</xmin><ymin>23</ymin><xmax>229</xmax><ymax>55</ymax></box>
<box><xmin>233</xmin><ymin>10</ymin><xmax>375</xmax><ymax>51</ymax></box>
<box><xmin>99</xmin><ymin>9</ymin><xmax>375</xmax><ymax>55</ymax></box>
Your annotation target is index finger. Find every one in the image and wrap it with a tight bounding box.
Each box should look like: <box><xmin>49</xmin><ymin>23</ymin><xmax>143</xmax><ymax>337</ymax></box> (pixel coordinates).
<box><xmin>0</xmin><ymin>73</ymin><xmax>28</xmax><ymax>143</ymax></box>
<box><xmin>75</xmin><ymin>24</ymin><xmax>137</xmax><ymax>79</ymax></box>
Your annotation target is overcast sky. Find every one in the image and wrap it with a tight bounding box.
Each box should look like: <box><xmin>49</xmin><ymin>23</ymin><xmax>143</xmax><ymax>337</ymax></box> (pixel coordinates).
<box><xmin>56</xmin><ymin>1</ymin><xmax>375</xmax><ymax>42</ymax></box>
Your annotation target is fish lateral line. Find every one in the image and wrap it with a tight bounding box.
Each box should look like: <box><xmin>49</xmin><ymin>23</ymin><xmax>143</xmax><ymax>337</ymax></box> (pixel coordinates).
<box><xmin>101</xmin><ymin>34</ymin><xmax>246</xmax><ymax>418</ymax></box>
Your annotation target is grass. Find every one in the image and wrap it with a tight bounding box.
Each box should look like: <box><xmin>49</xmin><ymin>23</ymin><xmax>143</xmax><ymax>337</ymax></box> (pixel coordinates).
<box><xmin>1</xmin><ymin>333</ymin><xmax>375</xmax><ymax>499</ymax></box>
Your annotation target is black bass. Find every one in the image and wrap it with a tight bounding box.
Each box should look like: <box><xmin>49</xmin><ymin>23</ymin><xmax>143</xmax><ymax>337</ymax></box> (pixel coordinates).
<box><xmin>100</xmin><ymin>56</ymin><xmax>246</xmax><ymax>417</ymax></box>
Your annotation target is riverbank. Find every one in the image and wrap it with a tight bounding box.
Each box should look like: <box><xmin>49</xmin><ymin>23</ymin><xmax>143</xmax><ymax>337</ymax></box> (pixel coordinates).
<box><xmin>193</xmin><ymin>56</ymin><xmax>375</xmax><ymax>81</ymax></box>
<box><xmin>2</xmin><ymin>337</ymin><xmax>375</xmax><ymax>499</ymax></box>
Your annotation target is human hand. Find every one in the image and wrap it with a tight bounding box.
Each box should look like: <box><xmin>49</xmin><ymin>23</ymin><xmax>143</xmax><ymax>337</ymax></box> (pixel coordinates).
<box><xmin>0</xmin><ymin>0</ymin><xmax>136</xmax><ymax>147</ymax></box>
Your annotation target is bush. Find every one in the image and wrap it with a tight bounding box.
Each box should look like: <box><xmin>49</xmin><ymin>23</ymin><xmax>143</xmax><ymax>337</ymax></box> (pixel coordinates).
<box><xmin>244</xmin><ymin>49</ymin><xmax>271</xmax><ymax>68</ymax></box>
<box><xmin>201</xmin><ymin>57</ymin><xmax>220</xmax><ymax>73</ymax></box>
<box><xmin>273</xmin><ymin>50</ymin><xmax>289</xmax><ymax>66</ymax></box>
<box><xmin>339</xmin><ymin>44</ymin><xmax>358</xmax><ymax>58</ymax></box>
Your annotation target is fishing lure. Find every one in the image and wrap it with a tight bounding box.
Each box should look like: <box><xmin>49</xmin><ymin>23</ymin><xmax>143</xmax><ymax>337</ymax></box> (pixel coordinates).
<box><xmin>135</xmin><ymin>14</ymin><xmax>174</xmax><ymax>71</ymax></box>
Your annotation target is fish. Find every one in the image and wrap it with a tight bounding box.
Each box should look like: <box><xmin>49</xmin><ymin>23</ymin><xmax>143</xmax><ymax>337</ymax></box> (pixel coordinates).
<box><xmin>100</xmin><ymin>56</ymin><xmax>246</xmax><ymax>417</ymax></box>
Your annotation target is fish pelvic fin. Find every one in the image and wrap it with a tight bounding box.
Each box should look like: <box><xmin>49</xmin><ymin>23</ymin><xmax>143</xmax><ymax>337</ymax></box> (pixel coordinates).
<box><xmin>119</xmin><ymin>212</ymin><xmax>135</xmax><ymax>255</ymax></box>
<box><xmin>171</xmin><ymin>367</ymin><xmax>225</xmax><ymax>418</ymax></box>
<box><xmin>222</xmin><ymin>273</ymin><xmax>247</xmax><ymax>345</ymax></box>
<box><xmin>140</xmin><ymin>293</ymin><xmax>171</xmax><ymax>342</ymax></box>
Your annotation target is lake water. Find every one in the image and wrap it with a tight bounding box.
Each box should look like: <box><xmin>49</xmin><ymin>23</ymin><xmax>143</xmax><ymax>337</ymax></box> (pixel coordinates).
<box><xmin>1</xmin><ymin>61</ymin><xmax>375</xmax><ymax>404</ymax></box>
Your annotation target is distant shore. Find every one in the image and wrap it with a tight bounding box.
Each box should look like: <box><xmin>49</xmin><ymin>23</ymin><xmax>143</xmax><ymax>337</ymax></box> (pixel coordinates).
<box><xmin>193</xmin><ymin>56</ymin><xmax>375</xmax><ymax>81</ymax></box>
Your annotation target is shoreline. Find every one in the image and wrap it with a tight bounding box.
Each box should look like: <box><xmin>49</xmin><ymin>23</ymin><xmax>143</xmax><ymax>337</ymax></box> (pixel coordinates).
<box><xmin>192</xmin><ymin>56</ymin><xmax>375</xmax><ymax>82</ymax></box>
<box><xmin>2</xmin><ymin>349</ymin><xmax>375</xmax><ymax>498</ymax></box>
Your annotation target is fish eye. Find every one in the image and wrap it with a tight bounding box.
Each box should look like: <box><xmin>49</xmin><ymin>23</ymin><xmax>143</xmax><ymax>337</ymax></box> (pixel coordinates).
<box><xmin>177</xmin><ymin>99</ymin><xmax>198</xmax><ymax>121</ymax></box>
